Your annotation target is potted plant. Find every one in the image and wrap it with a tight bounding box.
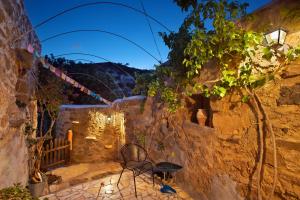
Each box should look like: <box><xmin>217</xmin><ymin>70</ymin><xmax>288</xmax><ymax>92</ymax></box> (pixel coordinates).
<box><xmin>26</xmin><ymin>57</ymin><xmax>69</xmax><ymax>197</ymax></box>
<box><xmin>25</xmin><ymin>122</ymin><xmax>49</xmax><ymax>197</ymax></box>
<box><xmin>27</xmin><ymin>138</ymin><xmax>48</xmax><ymax>197</ymax></box>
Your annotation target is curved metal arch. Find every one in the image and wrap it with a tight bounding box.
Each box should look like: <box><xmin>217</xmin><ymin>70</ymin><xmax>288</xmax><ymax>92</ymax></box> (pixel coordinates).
<box><xmin>34</xmin><ymin>1</ymin><xmax>171</xmax><ymax>32</ymax></box>
<box><xmin>53</xmin><ymin>52</ymin><xmax>136</xmax><ymax>81</ymax></box>
<box><xmin>61</xmin><ymin>57</ymin><xmax>126</xmax><ymax>97</ymax></box>
<box><xmin>67</xmin><ymin>72</ymin><xmax>120</xmax><ymax>99</ymax></box>
<box><xmin>41</xmin><ymin>29</ymin><xmax>161</xmax><ymax>63</ymax></box>
<box><xmin>11</xmin><ymin>1</ymin><xmax>171</xmax><ymax>46</ymax></box>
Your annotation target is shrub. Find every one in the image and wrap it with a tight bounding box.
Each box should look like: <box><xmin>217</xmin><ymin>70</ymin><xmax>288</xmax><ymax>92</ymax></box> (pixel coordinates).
<box><xmin>0</xmin><ymin>184</ymin><xmax>37</xmax><ymax>200</ymax></box>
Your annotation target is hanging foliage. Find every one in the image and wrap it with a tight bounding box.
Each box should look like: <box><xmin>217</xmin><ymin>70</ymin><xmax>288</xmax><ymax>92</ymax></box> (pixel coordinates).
<box><xmin>141</xmin><ymin>1</ymin><xmax>300</xmax><ymax>199</ymax></box>
<box><xmin>145</xmin><ymin>0</ymin><xmax>300</xmax><ymax>111</ymax></box>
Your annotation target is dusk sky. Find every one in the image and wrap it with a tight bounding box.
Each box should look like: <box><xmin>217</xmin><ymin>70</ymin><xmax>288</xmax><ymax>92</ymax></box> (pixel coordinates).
<box><xmin>24</xmin><ymin>0</ymin><xmax>271</xmax><ymax>69</ymax></box>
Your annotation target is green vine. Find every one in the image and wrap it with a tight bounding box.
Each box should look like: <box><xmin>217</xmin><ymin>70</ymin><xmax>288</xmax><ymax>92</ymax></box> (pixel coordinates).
<box><xmin>145</xmin><ymin>0</ymin><xmax>300</xmax><ymax>112</ymax></box>
<box><xmin>140</xmin><ymin>1</ymin><xmax>300</xmax><ymax>199</ymax></box>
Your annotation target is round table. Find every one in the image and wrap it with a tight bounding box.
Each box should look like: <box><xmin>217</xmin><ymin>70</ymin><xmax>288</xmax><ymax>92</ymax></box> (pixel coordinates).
<box><xmin>154</xmin><ymin>162</ymin><xmax>183</xmax><ymax>181</ymax></box>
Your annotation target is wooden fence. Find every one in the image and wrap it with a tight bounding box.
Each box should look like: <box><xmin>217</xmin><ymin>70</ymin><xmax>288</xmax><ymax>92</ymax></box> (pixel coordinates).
<box><xmin>41</xmin><ymin>138</ymin><xmax>71</xmax><ymax>170</ymax></box>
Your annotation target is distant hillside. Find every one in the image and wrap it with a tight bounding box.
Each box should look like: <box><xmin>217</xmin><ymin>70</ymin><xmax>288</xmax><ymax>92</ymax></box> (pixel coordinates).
<box><xmin>45</xmin><ymin>55</ymin><xmax>153</xmax><ymax>104</ymax></box>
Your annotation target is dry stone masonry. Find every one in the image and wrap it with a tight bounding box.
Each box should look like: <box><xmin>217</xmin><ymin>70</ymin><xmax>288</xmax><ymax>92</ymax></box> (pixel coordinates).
<box><xmin>56</xmin><ymin>105</ymin><xmax>126</xmax><ymax>163</ymax></box>
<box><xmin>0</xmin><ymin>0</ymin><xmax>40</xmax><ymax>189</ymax></box>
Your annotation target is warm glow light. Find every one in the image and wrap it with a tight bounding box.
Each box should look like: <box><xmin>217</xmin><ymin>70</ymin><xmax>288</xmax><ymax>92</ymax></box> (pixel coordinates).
<box><xmin>72</xmin><ymin>120</ymin><xmax>80</xmax><ymax>124</ymax></box>
<box><xmin>85</xmin><ymin>135</ymin><xmax>97</xmax><ymax>140</ymax></box>
<box><xmin>105</xmin><ymin>144</ymin><xmax>113</xmax><ymax>149</ymax></box>
<box><xmin>265</xmin><ymin>28</ymin><xmax>287</xmax><ymax>45</ymax></box>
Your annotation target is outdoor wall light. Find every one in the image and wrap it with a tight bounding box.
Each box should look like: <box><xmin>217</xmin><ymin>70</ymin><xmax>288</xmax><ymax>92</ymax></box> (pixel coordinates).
<box><xmin>85</xmin><ymin>135</ymin><xmax>97</xmax><ymax>140</ymax></box>
<box><xmin>107</xmin><ymin>116</ymin><xmax>112</xmax><ymax>122</ymax></box>
<box><xmin>264</xmin><ymin>28</ymin><xmax>287</xmax><ymax>46</ymax></box>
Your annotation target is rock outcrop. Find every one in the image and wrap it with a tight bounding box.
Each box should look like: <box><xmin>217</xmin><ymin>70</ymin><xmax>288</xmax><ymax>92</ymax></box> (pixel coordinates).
<box><xmin>0</xmin><ymin>0</ymin><xmax>40</xmax><ymax>188</ymax></box>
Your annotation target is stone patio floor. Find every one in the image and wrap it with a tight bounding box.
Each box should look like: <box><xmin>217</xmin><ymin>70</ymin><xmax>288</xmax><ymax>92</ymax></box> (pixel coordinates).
<box><xmin>47</xmin><ymin>162</ymin><xmax>122</xmax><ymax>193</ymax></box>
<box><xmin>40</xmin><ymin>171</ymin><xmax>193</xmax><ymax>200</ymax></box>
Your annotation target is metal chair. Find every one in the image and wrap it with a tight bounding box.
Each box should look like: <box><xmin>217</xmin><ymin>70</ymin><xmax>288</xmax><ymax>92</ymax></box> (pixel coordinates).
<box><xmin>117</xmin><ymin>143</ymin><xmax>154</xmax><ymax>197</ymax></box>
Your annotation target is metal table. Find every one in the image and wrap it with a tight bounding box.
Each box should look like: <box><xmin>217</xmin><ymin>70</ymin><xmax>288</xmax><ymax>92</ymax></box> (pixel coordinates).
<box><xmin>154</xmin><ymin>162</ymin><xmax>182</xmax><ymax>181</ymax></box>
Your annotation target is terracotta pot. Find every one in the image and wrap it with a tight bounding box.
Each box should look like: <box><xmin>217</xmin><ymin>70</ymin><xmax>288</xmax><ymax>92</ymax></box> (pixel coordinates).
<box><xmin>196</xmin><ymin>109</ymin><xmax>207</xmax><ymax>126</ymax></box>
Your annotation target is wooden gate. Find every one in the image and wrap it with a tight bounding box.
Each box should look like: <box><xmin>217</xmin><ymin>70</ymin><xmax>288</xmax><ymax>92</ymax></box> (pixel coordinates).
<box><xmin>41</xmin><ymin>138</ymin><xmax>71</xmax><ymax>170</ymax></box>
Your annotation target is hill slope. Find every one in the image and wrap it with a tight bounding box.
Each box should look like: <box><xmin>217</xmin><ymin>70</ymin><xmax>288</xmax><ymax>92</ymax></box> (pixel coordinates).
<box><xmin>46</xmin><ymin>56</ymin><xmax>152</xmax><ymax>104</ymax></box>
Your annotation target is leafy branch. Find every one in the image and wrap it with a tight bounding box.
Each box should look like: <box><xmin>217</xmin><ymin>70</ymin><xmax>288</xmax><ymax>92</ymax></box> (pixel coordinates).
<box><xmin>140</xmin><ymin>0</ymin><xmax>300</xmax><ymax>199</ymax></box>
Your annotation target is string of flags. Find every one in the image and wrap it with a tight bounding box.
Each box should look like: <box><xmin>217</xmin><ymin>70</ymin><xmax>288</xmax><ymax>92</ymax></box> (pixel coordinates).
<box><xmin>27</xmin><ymin>44</ymin><xmax>112</xmax><ymax>105</ymax></box>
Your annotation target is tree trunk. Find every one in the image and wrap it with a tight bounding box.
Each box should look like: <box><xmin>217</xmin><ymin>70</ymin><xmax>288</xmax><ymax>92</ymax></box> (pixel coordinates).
<box><xmin>254</xmin><ymin>93</ymin><xmax>278</xmax><ymax>200</ymax></box>
<box><xmin>246</xmin><ymin>87</ymin><xmax>278</xmax><ymax>200</ymax></box>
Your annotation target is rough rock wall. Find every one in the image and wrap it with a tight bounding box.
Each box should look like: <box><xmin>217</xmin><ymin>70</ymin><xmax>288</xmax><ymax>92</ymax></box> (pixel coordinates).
<box><xmin>55</xmin><ymin>72</ymin><xmax>300</xmax><ymax>199</ymax></box>
<box><xmin>120</xmin><ymin>8</ymin><xmax>300</xmax><ymax>198</ymax></box>
<box><xmin>0</xmin><ymin>0</ymin><xmax>40</xmax><ymax>188</ymax></box>
<box><xmin>242</xmin><ymin>0</ymin><xmax>300</xmax><ymax>37</ymax></box>
<box><xmin>123</xmin><ymin>60</ymin><xmax>300</xmax><ymax>199</ymax></box>
<box><xmin>210</xmin><ymin>57</ymin><xmax>300</xmax><ymax>200</ymax></box>
<box><xmin>124</xmin><ymin>97</ymin><xmax>245</xmax><ymax>199</ymax></box>
<box><xmin>56</xmin><ymin>105</ymin><xmax>125</xmax><ymax>163</ymax></box>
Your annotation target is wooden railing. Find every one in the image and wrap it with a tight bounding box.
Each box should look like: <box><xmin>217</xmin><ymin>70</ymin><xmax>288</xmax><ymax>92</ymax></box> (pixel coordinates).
<box><xmin>41</xmin><ymin>138</ymin><xmax>71</xmax><ymax>170</ymax></box>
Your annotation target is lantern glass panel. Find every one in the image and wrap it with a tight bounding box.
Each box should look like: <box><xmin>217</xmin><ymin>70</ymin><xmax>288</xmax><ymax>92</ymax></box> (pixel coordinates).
<box><xmin>265</xmin><ymin>30</ymin><xmax>279</xmax><ymax>45</ymax></box>
<box><xmin>279</xmin><ymin>30</ymin><xmax>287</xmax><ymax>45</ymax></box>
<box><xmin>265</xmin><ymin>29</ymin><xmax>287</xmax><ymax>45</ymax></box>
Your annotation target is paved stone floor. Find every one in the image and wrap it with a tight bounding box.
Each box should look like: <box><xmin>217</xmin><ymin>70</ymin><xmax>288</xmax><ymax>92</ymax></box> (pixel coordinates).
<box><xmin>40</xmin><ymin>171</ymin><xmax>193</xmax><ymax>200</ymax></box>
<box><xmin>47</xmin><ymin>162</ymin><xmax>122</xmax><ymax>193</ymax></box>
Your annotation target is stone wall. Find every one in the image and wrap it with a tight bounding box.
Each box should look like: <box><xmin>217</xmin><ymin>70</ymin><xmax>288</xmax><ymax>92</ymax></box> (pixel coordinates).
<box><xmin>242</xmin><ymin>0</ymin><xmax>300</xmax><ymax>40</ymax></box>
<box><xmin>122</xmin><ymin>64</ymin><xmax>300</xmax><ymax>199</ymax></box>
<box><xmin>55</xmin><ymin>73</ymin><xmax>300</xmax><ymax>199</ymax></box>
<box><xmin>0</xmin><ymin>0</ymin><xmax>40</xmax><ymax>189</ymax></box>
<box><xmin>209</xmin><ymin>57</ymin><xmax>300</xmax><ymax>199</ymax></box>
<box><xmin>56</xmin><ymin>105</ymin><xmax>126</xmax><ymax>163</ymax></box>
<box><xmin>118</xmin><ymin>1</ymin><xmax>300</xmax><ymax>199</ymax></box>
<box><xmin>123</xmin><ymin>97</ymin><xmax>243</xmax><ymax>199</ymax></box>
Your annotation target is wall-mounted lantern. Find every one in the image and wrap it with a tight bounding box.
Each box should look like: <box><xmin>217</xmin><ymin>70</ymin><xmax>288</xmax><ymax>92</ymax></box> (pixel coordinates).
<box><xmin>264</xmin><ymin>28</ymin><xmax>287</xmax><ymax>46</ymax></box>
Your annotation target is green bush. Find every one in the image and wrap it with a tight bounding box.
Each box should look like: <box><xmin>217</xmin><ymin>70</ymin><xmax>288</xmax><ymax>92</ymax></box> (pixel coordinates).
<box><xmin>0</xmin><ymin>184</ymin><xmax>37</xmax><ymax>200</ymax></box>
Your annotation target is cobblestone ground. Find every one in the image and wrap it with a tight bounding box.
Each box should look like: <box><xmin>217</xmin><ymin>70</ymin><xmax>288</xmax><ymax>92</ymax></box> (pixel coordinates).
<box><xmin>40</xmin><ymin>171</ymin><xmax>193</xmax><ymax>200</ymax></box>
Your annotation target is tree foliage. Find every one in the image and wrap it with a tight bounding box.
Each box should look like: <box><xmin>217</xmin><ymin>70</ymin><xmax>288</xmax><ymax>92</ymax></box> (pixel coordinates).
<box><xmin>36</xmin><ymin>61</ymin><xmax>69</xmax><ymax>137</ymax></box>
<box><xmin>144</xmin><ymin>1</ymin><xmax>300</xmax><ymax>199</ymax></box>
<box><xmin>146</xmin><ymin>0</ymin><xmax>299</xmax><ymax>112</ymax></box>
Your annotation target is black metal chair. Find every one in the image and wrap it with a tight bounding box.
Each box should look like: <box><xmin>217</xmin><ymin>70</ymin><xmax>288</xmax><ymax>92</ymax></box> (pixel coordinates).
<box><xmin>117</xmin><ymin>143</ymin><xmax>154</xmax><ymax>197</ymax></box>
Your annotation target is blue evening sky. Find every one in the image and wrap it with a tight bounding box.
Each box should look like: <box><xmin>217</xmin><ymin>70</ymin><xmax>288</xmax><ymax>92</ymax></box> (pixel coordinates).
<box><xmin>24</xmin><ymin>0</ymin><xmax>271</xmax><ymax>69</ymax></box>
